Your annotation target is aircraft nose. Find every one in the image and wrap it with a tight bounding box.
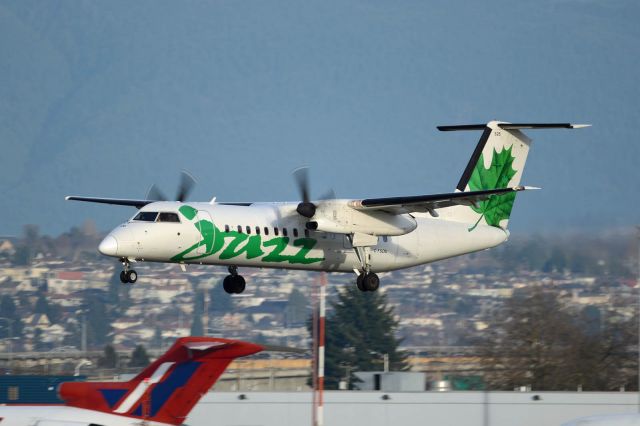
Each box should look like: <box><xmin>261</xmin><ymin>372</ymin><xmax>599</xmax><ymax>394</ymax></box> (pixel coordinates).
<box><xmin>98</xmin><ymin>235</ymin><xmax>118</xmax><ymax>256</ymax></box>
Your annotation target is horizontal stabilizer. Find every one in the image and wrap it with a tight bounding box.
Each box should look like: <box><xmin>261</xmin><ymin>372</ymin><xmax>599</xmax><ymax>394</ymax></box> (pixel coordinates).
<box><xmin>349</xmin><ymin>186</ymin><xmax>536</xmax><ymax>214</ymax></box>
<box><xmin>438</xmin><ymin>122</ymin><xmax>590</xmax><ymax>131</ymax></box>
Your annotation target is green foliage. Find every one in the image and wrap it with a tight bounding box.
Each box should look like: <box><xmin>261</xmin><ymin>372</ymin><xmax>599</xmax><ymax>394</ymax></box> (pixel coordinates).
<box><xmin>191</xmin><ymin>291</ymin><xmax>205</xmax><ymax>336</ymax></box>
<box><xmin>483</xmin><ymin>287</ymin><xmax>637</xmax><ymax>391</ymax></box>
<box><xmin>209</xmin><ymin>281</ymin><xmax>235</xmax><ymax>315</ymax></box>
<box><xmin>314</xmin><ymin>286</ymin><xmax>408</xmax><ymax>389</ymax></box>
<box><xmin>129</xmin><ymin>344</ymin><xmax>150</xmax><ymax>367</ymax></box>
<box><xmin>0</xmin><ymin>295</ymin><xmax>24</xmax><ymax>338</ymax></box>
<box><xmin>468</xmin><ymin>146</ymin><xmax>517</xmax><ymax>230</ymax></box>
<box><xmin>34</xmin><ymin>293</ymin><xmax>61</xmax><ymax>324</ymax></box>
<box><xmin>98</xmin><ymin>344</ymin><xmax>118</xmax><ymax>368</ymax></box>
<box><xmin>285</xmin><ymin>288</ymin><xmax>308</xmax><ymax>327</ymax></box>
<box><xmin>85</xmin><ymin>296</ymin><xmax>112</xmax><ymax>347</ymax></box>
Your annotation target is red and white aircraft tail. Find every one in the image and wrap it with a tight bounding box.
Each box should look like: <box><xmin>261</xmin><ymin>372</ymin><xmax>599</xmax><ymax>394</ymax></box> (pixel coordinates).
<box><xmin>0</xmin><ymin>337</ymin><xmax>264</xmax><ymax>426</ymax></box>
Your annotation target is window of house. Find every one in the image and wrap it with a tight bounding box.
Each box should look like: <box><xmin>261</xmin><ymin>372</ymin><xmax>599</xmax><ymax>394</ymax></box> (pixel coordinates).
<box><xmin>383</xmin><ymin>236</ymin><xmax>388</xmax><ymax>242</ymax></box>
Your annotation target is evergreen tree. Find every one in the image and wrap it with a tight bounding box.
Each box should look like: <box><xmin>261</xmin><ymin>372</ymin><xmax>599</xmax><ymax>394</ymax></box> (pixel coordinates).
<box><xmin>191</xmin><ymin>291</ymin><xmax>205</xmax><ymax>336</ymax></box>
<box><xmin>97</xmin><ymin>344</ymin><xmax>118</xmax><ymax>368</ymax></box>
<box><xmin>84</xmin><ymin>296</ymin><xmax>112</xmax><ymax>347</ymax></box>
<box><xmin>0</xmin><ymin>295</ymin><xmax>23</xmax><ymax>338</ymax></box>
<box><xmin>285</xmin><ymin>288</ymin><xmax>308</xmax><ymax>327</ymax></box>
<box><xmin>313</xmin><ymin>286</ymin><xmax>408</xmax><ymax>389</ymax></box>
<box><xmin>129</xmin><ymin>345</ymin><xmax>150</xmax><ymax>367</ymax></box>
<box><xmin>152</xmin><ymin>326</ymin><xmax>163</xmax><ymax>349</ymax></box>
<box><xmin>209</xmin><ymin>281</ymin><xmax>234</xmax><ymax>315</ymax></box>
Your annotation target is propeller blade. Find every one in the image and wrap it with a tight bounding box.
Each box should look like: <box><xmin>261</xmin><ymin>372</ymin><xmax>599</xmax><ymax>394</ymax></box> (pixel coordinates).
<box><xmin>318</xmin><ymin>188</ymin><xmax>336</xmax><ymax>201</ymax></box>
<box><xmin>145</xmin><ymin>184</ymin><xmax>168</xmax><ymax>201</ymax></box>
<box><xmin>176</xmin><ymin>170</ymin><xmax>197</xmax><ymax>202</ymax></box>
<box><xmin>292</xmin><ymin>166</ymin><xmax>311</xmax><ymax>204</ymax></box>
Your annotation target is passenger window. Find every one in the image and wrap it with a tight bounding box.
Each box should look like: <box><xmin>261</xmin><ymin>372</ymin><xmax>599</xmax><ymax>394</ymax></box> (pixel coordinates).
<box><xmin>237</xmin><ymin>225</ymin><xmax>242</xmax><ymax>233</ymax></box>
<box><xmin>157</xmin><ymin>212</ymin><xmax>180</xmax><ymax>223</ymax></box>
<box><xmin>133</xmin><ymin>212</ymin><xmax>158</xmax><ymax>222</ymax></box>
<box><xmin>225</xmin><ymin>225</ymin><xmax>230</xmax><ymax>233</ymax></box>
<box><xmin>264</xmin><ymin>227</ymin><xmax>269</xmax><ymax>236</ymax></box>
<box><xmin>283</xmin><ymin>228</ymin><xmax>288</xmax><ymax>237</ymax></box>
<box><xmin>293</xmin><ymin>228</ymin><xmax>298</xmax><ymax>237</ymax></box>
<box><xmin>246</xmin><ymin>226</ymin><xmax>251</xmax><ymax>234</ymax></box>
<box><xmin>256</xmin><ymin>226</ymin><xmax>261</xmax><ymax>235</ymax></box>
<box><xmin>274</xmin><ymin>227</ymin><xmax>279</xmax><ymax>236</ymax></box>
<box><xmin>304</xmin><ymin>229</ymin><xmax>310</xmax><ymax>238</ymax></box>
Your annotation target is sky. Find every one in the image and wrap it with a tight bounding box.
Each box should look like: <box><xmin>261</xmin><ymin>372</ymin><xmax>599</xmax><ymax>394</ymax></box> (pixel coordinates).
<box><xmin>0</xmin><ymin>0</ymin><xmax>638</xmax><ymax>237</ymax></box>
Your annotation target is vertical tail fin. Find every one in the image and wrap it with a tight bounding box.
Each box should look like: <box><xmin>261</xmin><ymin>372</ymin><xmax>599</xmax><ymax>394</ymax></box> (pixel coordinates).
<box><xmin>438</xmin><ymin>121</ymin><xmax>589</xmax><ymax>230</ymax></box>
<box><xmin>59</xmin><ymin>337</ymin><xmax>263</xmax><ymax>425</ymax></box>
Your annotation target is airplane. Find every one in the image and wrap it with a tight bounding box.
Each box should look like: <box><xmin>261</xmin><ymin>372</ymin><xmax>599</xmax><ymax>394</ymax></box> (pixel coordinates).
<box><xmin>66</xmin><ymin>121</ymin><xmax>589</xmax><ymax>293</ymax></box>
<box><xmin>0</xmin><ymin>336</ymin><xmax>273</xmax><ymax>426</ymax></box>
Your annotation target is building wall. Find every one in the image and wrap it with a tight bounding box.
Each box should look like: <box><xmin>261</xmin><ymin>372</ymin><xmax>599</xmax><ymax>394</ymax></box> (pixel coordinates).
<box><xmin>188</xmin><ymin>391</ymin><xmax>640</xmax><ymax>426</ymax></box>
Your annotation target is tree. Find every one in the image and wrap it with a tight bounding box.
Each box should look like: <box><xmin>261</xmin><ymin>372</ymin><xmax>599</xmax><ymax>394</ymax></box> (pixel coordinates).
<box><xmin>313</xmin><ymin>286</ymin><xmax>408</xmax><ymax>389</ymax></box>
<box><xmin>209</xmin><ymin>281</ymin><xmax>234</xmax><ymax>315</ymax></box>
<box><xmin>0</xmin><ymin>295</ymin><xmax>23</xmax><ymax>339</ymax></box>
<box><xmin>84</xmin><ymin>295</ymin><xmax>113</xmax><ymax>347</ymax></box>
<box><xmin>129</xmin><ymin>345</ymin><xmax>150</xmax><ymax>367</ymax></box>
<box><xmin>191</xmin><ymin>291</ymin><xmax>205</xmax><ymax>336</ymax></box>
<box><xmin>97</xmin><ymin>344</ymin><xmax>118</xmax><ymax>368</ymax></box>
<box><xmin>152</xmin><ymin>326</ymin><xmax>163</xmax><ymax>349</ymax></box>
<box><xmin>482</xmin><ymin>286</ymin><xmax>637</xmax><ymax>391</ymax></box>
<box><xmin>285</xmin><ymin>288</ymin><xmax>308</xmax><ymax>327</ymax></box>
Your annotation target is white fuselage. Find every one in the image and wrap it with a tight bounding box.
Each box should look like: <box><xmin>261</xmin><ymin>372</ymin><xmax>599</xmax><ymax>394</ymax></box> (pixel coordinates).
<box><xmin>0</xmin><ymin>405</ymin><xmax>171</xmax><ymax>426</ymax></box>
<box><xmin>100</xmin><ymin>201</ymin><xmax>508</xmax><ymax>273</ymax></box>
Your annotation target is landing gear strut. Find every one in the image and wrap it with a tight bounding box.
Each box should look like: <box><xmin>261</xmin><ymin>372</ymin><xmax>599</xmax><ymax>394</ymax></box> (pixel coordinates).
<box><xmin>349</xmin><ymin>235</ymin><xmax>380</xmax><ymax>292</ymax></box>
<box><xmin>223</xmin><ymin>265</ymin><xmax>246</xmax><ymax>294</ymax></box>
<box><xmin>119</xmin><ymin>258</ymin><xmax>137</xmax><ymax>284</ymax></box>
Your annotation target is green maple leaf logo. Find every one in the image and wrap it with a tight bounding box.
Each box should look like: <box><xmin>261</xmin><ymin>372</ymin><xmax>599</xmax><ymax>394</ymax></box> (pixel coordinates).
<box><xmin>467</xmin><ymin>145</ymin><xmax>517</xmax><ymax>231</ymax></box>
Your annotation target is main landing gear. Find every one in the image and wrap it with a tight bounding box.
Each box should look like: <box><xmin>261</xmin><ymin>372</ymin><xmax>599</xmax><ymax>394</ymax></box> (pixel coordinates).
<box><xmin>356</xmin><ymin>272</ymin><xmax>380</xmax><ymax>292</ymax></box>
<box><xmin>223</xmin><ymin>265</ymin><xmax>246</xmax><ymax>294</ymax></box>
<box><xmin>119</xmin><ymin>258</ymin><xmax>137</xmax><ymax>284</ymax></box>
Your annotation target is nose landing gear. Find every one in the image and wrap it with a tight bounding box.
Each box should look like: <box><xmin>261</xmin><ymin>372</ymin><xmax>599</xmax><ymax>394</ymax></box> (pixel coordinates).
<box><xmin>223</xmin><ymin>265</ymin><xmax>246</xmax><ymax>294</ymax></box>
<box><xmin>119</xmin><ymin>258</ymin><xmax>138</xmax><ymax>284</ymax></box>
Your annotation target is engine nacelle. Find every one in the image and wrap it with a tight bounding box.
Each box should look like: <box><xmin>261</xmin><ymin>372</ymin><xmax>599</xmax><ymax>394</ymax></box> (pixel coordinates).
<box><xmin>307</xmin><ymin>210</ymin><xmax>417</xmax><ymax>236</ymax></box>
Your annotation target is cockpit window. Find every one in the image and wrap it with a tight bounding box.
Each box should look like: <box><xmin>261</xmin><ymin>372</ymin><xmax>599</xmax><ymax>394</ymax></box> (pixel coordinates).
<box><xmin>133</xmin><ymin>212</ymin><xmax>158</xmax><ymax>222</ymax></box>
<box><xmin>157</xmin><ymin>212</ymin><xmax>180</xmax><ymax>223</ymax></box>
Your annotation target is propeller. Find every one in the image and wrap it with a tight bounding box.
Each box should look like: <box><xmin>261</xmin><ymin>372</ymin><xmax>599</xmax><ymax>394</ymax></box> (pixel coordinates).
<box><xmin>145</xmin><ymin>170</ymin><xmax>198</xmax><ymax>202</ymax></box>
<box><xmin>292</xmin><ymin>166</ymin><xmax>335</xmax><ymax>218</ymax></box>
<box><xmin>293</xmin><ymin>167</ymin><xmax>316</xmax><ymax>218</ymax></box>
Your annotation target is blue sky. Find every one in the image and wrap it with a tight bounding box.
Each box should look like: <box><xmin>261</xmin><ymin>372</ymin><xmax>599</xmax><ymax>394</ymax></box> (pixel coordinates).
<box><xmin>0</xmin><ymin>0</ymin><xmax>638</xmax><ymax>236</ymax></box>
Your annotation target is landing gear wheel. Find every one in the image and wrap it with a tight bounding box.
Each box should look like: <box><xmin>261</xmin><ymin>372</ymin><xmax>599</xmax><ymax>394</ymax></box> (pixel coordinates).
<box><xmin>120</xmin><ymin>271</ymin><xmax>128</xmax><ymax>284</ymax></box>
<box><xmin>127</xmin><ymin>270</ymin><xmax>138</xmax><ymax>284</ymax></box>
<box><xmin>223</xmin><ymin>275</ymin><xmax>246</xmax><ymax>294</ymax></box>
<box><xmin>356</xmin><ymin>274</ymin><xmax>366</xmax><ymax>292</ymax></box>
<box><xmin>233</xmin><ymin>275</ymin><xmax>246</xmax><ymax>294</ymax></box>
<box><xmin>362</xmin><ymin>273</ymin><xmax>380</xmax><ymax>292</ymax></box>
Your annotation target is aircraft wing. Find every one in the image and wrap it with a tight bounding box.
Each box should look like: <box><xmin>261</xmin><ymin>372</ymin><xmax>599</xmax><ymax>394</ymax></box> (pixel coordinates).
<box><xmin>348</xmin><ymin>186</ymin><xmax>537</xmax><ymax>214</ymax></box>
<box><xmin>65</xmin><ymin>196</ymin><xmax>153</xmax><ymax>208</ymax></box>
<box><xmin>66</xmin><ymin>196</ymin><xmax>253</xmax><ymax>208</ymax></box>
